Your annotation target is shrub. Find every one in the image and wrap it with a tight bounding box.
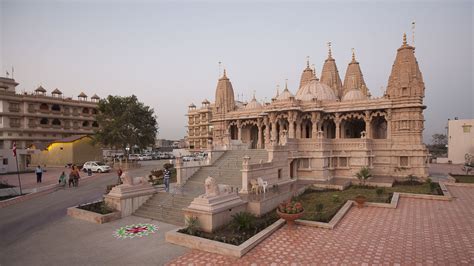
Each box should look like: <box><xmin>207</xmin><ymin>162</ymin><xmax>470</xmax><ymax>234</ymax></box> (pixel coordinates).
<box><xmin>231</xmin><ymin>212</ymin><xmax>256</xmax><ymax>232</ymax></box>
<box><xmin>429</xmin><ymin>182</ymin><xmax>437</xmax><ymax>192</ymax></box>
<box><xmin>185</xmin><ymin>216</ymin><xmax>200</xmax><ymax>235</ymax></box>
<box><xmin>407</xmin><ymin>174</ymin><xmax>417</xmax><ymax>185</ymax></box>
<box><xmin>278</xmin><ymin>201</ymin><xmax>304</xmax><ymax>214</ymax></box>
<box><xmin>332</xmin><ymin>194</ymin><xmax>340</xmax><ymax>203</ymax></box>
<box><xmin>315</xmin><ymin>203</ymin><xmax>324</xmax><ymax>213</ymax></box>
<box><xmin>355</xmin><ymin>167</ymin><xmax>372</xmax><ymax>185</ymax></box>
<box><xmin>376</xmin><ymin>188</ymin><xmax>385</xmax><ymax>196</ymax></box>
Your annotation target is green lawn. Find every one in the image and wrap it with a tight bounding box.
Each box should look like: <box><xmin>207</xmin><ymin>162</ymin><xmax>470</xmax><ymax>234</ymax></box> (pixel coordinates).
<box><xmin>297</xmin><ymin>182</ymin><xmax>441</xmax><ymax>223</ymax></box>
<box><xmin>451</xmin><ymin>174</ymin><xmax>474</xmax><ymax>183</ymax></box>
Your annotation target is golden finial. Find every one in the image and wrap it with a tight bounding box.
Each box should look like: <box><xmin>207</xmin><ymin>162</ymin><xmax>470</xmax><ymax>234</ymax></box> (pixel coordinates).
<box><xmin>306</xmin><ymin>56</ymin><xmax>310</xmax><ymax>68</ymax></box>
<box><xmin>402</xmin><ymin>33</ymin><xmax>407</xmax><ymax>45</ymax></box>
<box><xmin>223</xmin><ymin>68</ymin><xmax>227</xmax><ymax>78</ymax></box>
<box><xmin>327</xmin><ymin>41</ymin><xmax>332</xmax><ymax>58</ymax></box>
<box><xmin>412</xmin><ymin>20</ymin><xmax>416</xmax><ymax>47</ymax></box>
<box><xmin>285</xmin><ymin>79</ymin><xmax>288</xmax><ymax>90</ymax></box>
<box><xmin>351</xmin><ymin>48</ymin><xmax>356</xmax><ymax>62</ymax></box>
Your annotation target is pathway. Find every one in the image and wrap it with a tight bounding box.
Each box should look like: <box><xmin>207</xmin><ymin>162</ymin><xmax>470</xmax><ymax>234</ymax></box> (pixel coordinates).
<box><xmin>169</xmin><ymin>184</ymin><xmax>474</xmax><ymax>265</ymax></box>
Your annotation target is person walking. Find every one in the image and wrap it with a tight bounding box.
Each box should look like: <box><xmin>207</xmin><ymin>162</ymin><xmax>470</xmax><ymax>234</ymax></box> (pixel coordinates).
<box><xmin>163</xmin><ymin>165</ymin><xmax>171</xmax><ymax>192</ymax></box>
<box><xmin>117</xmin><ymin>167</ymin><xmax>123</xmax><ymax>185</ymax></box>
<box><xmin>72</xmin><ymin>165</ymin><xmax>81</xmax><ymax>187</ymax></box>
<box><xmin>58</xmin><ymin>171</ymin><xmax>67</xmax><ymax>187</ymax></box>
<box><xmin>35</xmin><ymin>165</ymin><xmax>43</xmax><ymax>183</ymax></box>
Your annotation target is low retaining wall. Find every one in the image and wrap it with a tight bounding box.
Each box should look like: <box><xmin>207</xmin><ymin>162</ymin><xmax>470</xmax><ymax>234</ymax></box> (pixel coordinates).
<box><xmin>67</xmin><ymin>204</ymin><xmax>121</xmax><ymax>224</ymax></box>
<box><xmin>0</xmin><ymin>184</ymin><xmax>60</xmax><ymax>209</ymax></box>
<box><xmin>166</xmin><ymin>219</ymin><xmax>285</xmax><ymax>258</ymax></box>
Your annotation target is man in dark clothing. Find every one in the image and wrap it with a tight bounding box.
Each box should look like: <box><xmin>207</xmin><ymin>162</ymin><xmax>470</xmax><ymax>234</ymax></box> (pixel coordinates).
<box><xmin>163</xmin><ymin>166</ymin><xmax>171</xmax><ymax>192</ymax></box>
<box><xmin>35</xmin><ymin>165</ymin><xmax>43</xmax><ymax>183</ymax></box>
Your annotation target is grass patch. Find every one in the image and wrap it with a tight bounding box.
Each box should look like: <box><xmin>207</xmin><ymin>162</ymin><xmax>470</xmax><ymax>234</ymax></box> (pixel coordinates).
<box><xmin>449</xmin><ymin>174</ymin><xmax>474</xmax><ymax>183</ymax></box>
<box><xmin>178</xmin><ymin>211</ymin><xmax>279</xmax><ymax>246</ymax></box>
<box><xmin>77</xmin><ymin>201</ymin><xmax>115</xmax><ymax>215</ymax></box>
<box><xmin>297</xmin><ymin>182</ymin><xmax>442</xmax><ymax>223</ymax></box>
<box><xmin>0</xmin><ymin>194</ymin><xmax>27</xmax><ymax>201</ymax></box>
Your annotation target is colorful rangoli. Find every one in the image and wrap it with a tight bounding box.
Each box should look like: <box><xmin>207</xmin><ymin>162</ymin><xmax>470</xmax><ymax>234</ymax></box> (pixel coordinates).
<box><xmin>113</xmin><ymin>223</ymin><xmax>158</xmax><ymax>239</ymax></box>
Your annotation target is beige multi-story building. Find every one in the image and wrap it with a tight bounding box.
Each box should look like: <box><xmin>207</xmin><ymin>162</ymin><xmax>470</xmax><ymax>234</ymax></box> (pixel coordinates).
<box><xmin>0</xmin><ymin>77</ymin><xmax>99</xmax><ymax>173</ymax></box>
<box><xmin>447</xmin><ymin>119</ymin><xmax>474</xmax><ymax>164</ymax></box>
<box><xmin>187</xmin><ymin>33</ymin><xmax>429</xmax><ymax>180</ymax></box>
<box><xmin>187</xmin><ymin>100</ymin><xmax>212</xmax><ymax>151</ymax></box>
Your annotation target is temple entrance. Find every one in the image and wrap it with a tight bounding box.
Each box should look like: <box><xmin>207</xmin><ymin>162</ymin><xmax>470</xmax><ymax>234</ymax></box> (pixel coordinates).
<box><xmin>371</xmin><ymin>116</ymin><xmax>388</xmax><ymax>139</ymax></box>
<box><xmin>341</xmin><ymin>118</ymin><xmax>366</xmax><ymax>138</ymax></box>
<box><xmin>230</xmin><ymin>125</ymin><xmax>238</xmax><ymax>140</ymax></box>
<box><xmin>322</xmin><ymin>119</ymin><xmax>336</xmax><ymax>139</ymax></box>
<box><xmin>301</xmin><ymin>119</ymin><xmax>312</xmax><ymax>138</ymax></box>
<box><xmin>249</xmin><ymin>125</ymin><xmax>258</xmax><ymax>149</ymax></box>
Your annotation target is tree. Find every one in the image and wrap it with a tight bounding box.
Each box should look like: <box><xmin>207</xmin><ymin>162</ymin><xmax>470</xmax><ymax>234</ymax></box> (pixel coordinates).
<box><xmin>94</xmin><ymin>95</ymin><xmax>158</xmax><ymax>152</ymax></box>
<box><xmin>431</xmin><ymin>134</ymin><xmax>447</xmax><ymax>146</ymax></box>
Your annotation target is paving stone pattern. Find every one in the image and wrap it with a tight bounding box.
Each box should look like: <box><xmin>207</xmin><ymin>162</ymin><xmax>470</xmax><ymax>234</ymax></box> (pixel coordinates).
<box><xmin>168</xmin><ymin>185</ymin><xmax>474</xmax><ymax>265</ymax></box>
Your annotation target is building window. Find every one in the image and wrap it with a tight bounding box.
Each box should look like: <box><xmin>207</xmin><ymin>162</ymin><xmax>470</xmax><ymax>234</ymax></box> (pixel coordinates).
<box><xmin>331</xmin><ymin>157</ymin><xmax>338</xmax><ymax>168</ymax></box>
<box><xmin>92</xmin><ymin>121</ymin><xmax>99</xmax><ymax>127</ymax></box>
<box><xmin>2</xmin><ymin>158</ymin><xmax>7</xmax><ymax>165</ymax></box>
<box><xmin>51</xmin><ymin>104</ymin><xmax>61</xmax><ymax>111</ymax></box>
<box><xmin>400</xmin><ymin>156</ymin><xmax>409</xmax><ymax>167</ymax></box>
<box><xmin>462</xmin><ymin>124</ymin><xmax>472</xmax><ymax>133</ymax></box>
<box><xmin>340</xmin><ymin>157</ymin><xmax>348</xmax><ymax>167</ymax></box>
<box><xmin>39</xmin><ymin>103</ymin><xmax>49</xmax><ymax>111</ymax></box>
<box><xmin>91</xmin><ymin>109</ymin><xmax>98</xmax><ymax>115</ymax></box>
<box><xmin>278</xmin><ymin>169</ymin><xmax>282</xmax><ymax>179</ymax></box>
<box><xmin>40</xmin><ymin>118</ymin><xmax>48</xmax><ymax>125</ymax></box>
<box><xmin>52</xmin><ymin>119</ymin><xmax>61</xmax><ymax>126</ymax></box>
<box><xmin>299</xmin><ymin>158</ymin><xmax>310</xmax><ymax>169</ymax></box>
<box><xmin>82</xmin><ymin>107</ymin><xmax>89</xmax><ymax>114</ymax></box>
<box><xmin>82</xmin><ymin>121</ymin><xmax>89</xmax><ymax>127</ymax></box>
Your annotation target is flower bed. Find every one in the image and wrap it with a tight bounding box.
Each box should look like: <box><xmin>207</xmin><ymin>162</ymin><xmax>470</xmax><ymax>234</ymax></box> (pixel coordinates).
<box><xmin>177</xmin><ymin>211</ymin><xmax>279</xmax><ymax>246</ymax></box>
<box><xmin>297</xmin><ymin>182</ymin><xmax>441</xmax><ymax>222</ymax></box>
<box><xmin>68</xmin><ymin>201</ymin><xmax>121</xmax><ymax>224</ymax></box>
<box><xmin>449</xmin><ymin>174</ymin><xmax>474</xmax><ymax>183</ymax></box>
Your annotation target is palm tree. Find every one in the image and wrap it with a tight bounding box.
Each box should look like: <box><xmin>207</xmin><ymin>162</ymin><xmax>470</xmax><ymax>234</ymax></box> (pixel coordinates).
<box><xmin>355</xmin><ymin>167</ymin><xmax>372</xmax><ymax>186</ymax></box>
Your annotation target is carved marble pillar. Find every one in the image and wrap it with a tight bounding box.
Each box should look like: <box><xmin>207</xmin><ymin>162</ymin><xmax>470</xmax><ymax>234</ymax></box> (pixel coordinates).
<box><xmin>287</xmin><ymin>111</ymin><xmax>296</xmax><ymax>139</ymax></box>
<box><xmin>264</xmin><ymin>117</ymin><xmax>270</xmax><ymax>148</ymax></box>
<box><xmin>311</xmin><ymin>112</ymin><xmax>319</xmax><ymax>139</ymax></box>
<box><xmin>386</xmin><ymin>110</ymin><xmax>392</xmax><ymax>139</ymax></box>
<box><xmin>295</xmin><ymin>119</ymin><xmax>302</xmax><ymax>139</ymax></box>
<box><xmin>335</xmin><ymin>113</ymin><xmax>341</xmax><ymax>139</ymax></box>
<box><xmin>237</xmin><ymin>120</ymin><xmax>242</xmax><ymax>141</ymax></box>
<box><xmin>364</xmin><ymin>113</ymin><xmax>372</xmax><ymax>139</ymax></box>
<box><xmin>257</xmin><ymin>118</ymin><xmax>263</xmax><ymax>149</ymax></box>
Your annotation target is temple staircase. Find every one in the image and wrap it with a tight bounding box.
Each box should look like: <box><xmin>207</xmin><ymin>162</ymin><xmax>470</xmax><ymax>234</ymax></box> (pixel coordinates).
<box><xmin>133</xmin><ymin>149</ymin><xmax>268</xmax><ymax>225</ymax></box>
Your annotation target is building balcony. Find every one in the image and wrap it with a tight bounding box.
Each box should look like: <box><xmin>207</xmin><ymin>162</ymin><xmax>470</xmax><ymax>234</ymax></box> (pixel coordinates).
<box><xmin>9</xmin><ymin>122</ymin><xmax>21</xmax><ymax>128</ymax></box>
<box><xmin>39</xmin><ymin>109</ymin><xmax>50</xmax><ymax>114</ymax></box>
<box><xmin>28</xmin><ymin>107</ymin><xmax>36</xmax><ymax>113</ymax></box>
<box><xmin>39</xmin><ymin>124</ymin><xmax>50</xmax><ymax>128</ymax></box>
<box><xmin>8</xmin><ymin>106</ymin><xmax>20</xmax><ymax>112</ymax></box>
<box><xmin>63</xmin><ymin>110</ymin><xmax>71</xmax><ymax>115</ymax></box>
<box><xmin>28</xmin><ymin>123</ymin><xmax>37</xmax><ymax>128</ymax></box>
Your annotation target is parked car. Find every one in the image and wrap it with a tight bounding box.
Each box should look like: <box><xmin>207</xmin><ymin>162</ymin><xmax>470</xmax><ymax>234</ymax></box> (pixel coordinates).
<box><xmin>138</xmin><ymin>154</ymin><xmax>152</xmax><ymax>160</ymax></box>
<box><xmin>128</xmin><ymin>154</ymin><xmax>140</xmax><ymax>160</ymax></box>
<box><xmin>82</xmin><ymin>161</ymin><xmax>111</xmax><ymax>173</ymax></box>
<box><xmin>182</xmin><ymin>156</ymin><xmax>194</xmax><ymax>162</ymax></box>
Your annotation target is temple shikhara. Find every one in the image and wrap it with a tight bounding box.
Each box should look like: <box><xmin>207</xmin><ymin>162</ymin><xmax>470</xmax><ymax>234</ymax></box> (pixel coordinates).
<box><xmin>187</xmin><ymin>34</ymin><xmax>428</xmax><ymax>180</ymax></box>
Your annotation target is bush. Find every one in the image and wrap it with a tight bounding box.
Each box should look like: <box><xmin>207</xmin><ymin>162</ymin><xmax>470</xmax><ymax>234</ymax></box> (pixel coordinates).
<box><xmin>332</xmin><ymin>194</ymin><xmax>340</xmax><ymax>203</ymax></box>
<box><xmin>315</xmin><ymin>203</ymin><xmax>324</xmax><ymax>213</ymax></box>
<box><xmin>355</xmin><ymin>167</ymin><xmax>372</xmax><ymax>185</ymax></box>
<box><xmin>185</xmin><ymin>216</ymin><xmax>200</xmax><ymax>235</ymax></box>
<box><xmin>376</xmin><ymin>188</ymin><xmax>385</xmax><ymax>196</ymax></box>
<box><xmin>231</xmin><ymin>212</ymin><xmax>256</xmax><ymax>232</ymax></box>
<box><xmin>407</xmin><ymin>175</ymin><xmax>417</xmax><ymax>185</ymax></box>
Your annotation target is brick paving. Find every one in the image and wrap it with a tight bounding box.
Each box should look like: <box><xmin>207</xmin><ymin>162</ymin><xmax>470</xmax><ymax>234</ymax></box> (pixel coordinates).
<box><xmin>168</xmin><ymin>185</ymin><xmax>474</xmax><ymax>265</ymax></box>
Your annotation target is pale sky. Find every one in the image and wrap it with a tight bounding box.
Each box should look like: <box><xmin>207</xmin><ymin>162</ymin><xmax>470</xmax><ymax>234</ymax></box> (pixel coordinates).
<box><xmin>1</xmin><ymin>1</ymin><xmax>473</xmax><ymax>143</ymax></box>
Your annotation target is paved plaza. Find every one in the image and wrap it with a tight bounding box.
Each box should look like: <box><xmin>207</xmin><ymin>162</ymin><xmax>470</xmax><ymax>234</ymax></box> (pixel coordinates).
<box><xmin>169</xmin><ymin>184</ymin><xmax>474</xmax><ymax>265</ymax></box>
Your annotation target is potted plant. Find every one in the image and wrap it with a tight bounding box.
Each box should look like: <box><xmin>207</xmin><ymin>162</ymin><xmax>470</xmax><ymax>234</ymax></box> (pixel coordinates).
<box><xmin>276</xmin><ymin>201</ymin><xmax>304</xmax><ymax>228</ymax></box>
<box><xmin>354</xmin><ymin>195</ymin><xmax>367</xmax><ymax>208</ymax></box>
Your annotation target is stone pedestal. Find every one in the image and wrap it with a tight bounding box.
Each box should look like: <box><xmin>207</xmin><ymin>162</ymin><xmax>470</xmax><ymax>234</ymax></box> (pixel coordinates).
<box><xmin>183</xmin><ymin>193</ymin><xmax>247</xmax><ymax>233</ymax></box>
<box><xmin>104</xmin><ymin>183</ymin><xmax>156</xmax><ymax>218</ymax></box>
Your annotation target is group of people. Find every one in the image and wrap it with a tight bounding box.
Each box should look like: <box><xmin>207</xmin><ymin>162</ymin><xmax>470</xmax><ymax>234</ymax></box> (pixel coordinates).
<box><xmin>58</xmin><ymin>165</ymin><xmax>81</xmax><ymax>187</ymax></box>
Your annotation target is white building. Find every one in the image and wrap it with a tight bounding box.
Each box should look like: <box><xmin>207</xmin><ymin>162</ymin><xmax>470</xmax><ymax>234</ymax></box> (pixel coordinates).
<box><xmin>447</xmin><ymin>119</ymin><xmax>474</xmax><ymax>164</ymax></box>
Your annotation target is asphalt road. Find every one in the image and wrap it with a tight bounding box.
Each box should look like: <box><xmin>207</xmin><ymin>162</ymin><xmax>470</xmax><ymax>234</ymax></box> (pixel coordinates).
<box><xmin>0</xmin><ymin>160</ymin><xmax>167</xmax><ymax>250</ymax></box>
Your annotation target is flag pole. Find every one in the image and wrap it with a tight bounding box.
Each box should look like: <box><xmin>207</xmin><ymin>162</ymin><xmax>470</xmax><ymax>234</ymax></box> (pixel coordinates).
<box><xmin>15</xmin><ymin>156</ymin><xmax>22</xmax><ymax>195</ymax></box>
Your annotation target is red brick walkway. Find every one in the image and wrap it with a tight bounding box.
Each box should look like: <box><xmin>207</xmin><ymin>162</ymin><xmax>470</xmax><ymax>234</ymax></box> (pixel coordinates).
<box><xmin>168</xmin><ymin>185</ymin><xmax>474</xmax><ymax>265</ymax></box>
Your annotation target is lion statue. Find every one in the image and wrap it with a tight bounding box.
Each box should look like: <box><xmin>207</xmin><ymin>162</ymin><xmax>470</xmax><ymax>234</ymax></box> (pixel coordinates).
<box><xmin>203</xmin><ymin>176</ymin><xmax>232</xmax><ymax>198</ymax></box>
<box><xmin>121</xmin><ymin>172</ymin><xmax>147</xmax><ymax>186</ymax></box>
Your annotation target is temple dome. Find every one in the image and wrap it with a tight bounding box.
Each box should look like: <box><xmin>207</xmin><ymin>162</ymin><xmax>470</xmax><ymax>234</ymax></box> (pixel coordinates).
<box><xmin>342</xmin><ymin>89</ymin><xmax>366</xmax><ymax>101</ymax></box>
<box><xmin>295</xmin><ymin>78</ymin><xmax>337</xmax><ymax>101</ymax></box>
<box><xmin>245</xmin><ymin>96</ymin><xmax>262</xmax><ymax>110</ymax></box>
<box><xmin>276</xmin><ymin>87</ymin><xmax>294</xmax><ymax>101</ymax></box>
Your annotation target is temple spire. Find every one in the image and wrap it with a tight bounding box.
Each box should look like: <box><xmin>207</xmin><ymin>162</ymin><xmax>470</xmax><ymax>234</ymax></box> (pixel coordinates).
<box><xmin>328</xmin><ymin>41</ymin><xmax>333</xmax><ymax>59</ymax></box>
<box><xmin>402</xmin><ymin>33</ymin><xmax>407</xmax><ymax>46</ymax></box>
<box><xmin>351</xmin><ymin>48</ymin><xmax>356</xmax><ymax>62</ymax></box>
<box><xmin>284</xmin><ymin>79</ymin><xmax>288</xmax><ymax>91</ymax></box>
<box><xmin>306</xmin><ymin>56</ymin><xmax>310</xmax><ymax>68</ymax></box>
